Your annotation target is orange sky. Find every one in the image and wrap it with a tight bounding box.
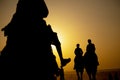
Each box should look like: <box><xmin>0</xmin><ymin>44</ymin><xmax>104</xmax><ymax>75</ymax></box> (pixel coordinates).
<box><xmin>0</xmin><ymin>0</ymin><xmax>120</xmax><ymax>71</ymax></box>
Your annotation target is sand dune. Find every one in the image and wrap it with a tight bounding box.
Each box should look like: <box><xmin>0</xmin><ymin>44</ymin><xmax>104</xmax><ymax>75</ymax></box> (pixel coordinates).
<box><xmin>57</xmin><ymin>69</ymin><xmax>120</xmax><ymax>80</ymax></box>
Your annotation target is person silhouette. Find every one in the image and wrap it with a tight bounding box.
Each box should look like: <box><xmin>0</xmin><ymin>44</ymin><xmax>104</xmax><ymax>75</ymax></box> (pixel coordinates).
<box><xmin>114</xmin><ymin>72</ymin><xmax>119</xmax><ymax>80</ymax></box>
<box><xmin>74</xmin><ymin>43</ymin><xmax>84</xmax><ymax>80</ymax></box>
<box><xmin>44</xmin><ymin>24</ymin><xmax>71</xmax><ymax>80</ymax></box>
<box><xmin>84</xmin><ymin>39</ymin><xmax>99</xmax><ymax>80</ymax></box>
<box><xmin>108</xmin><ymin>73</ymin><xmax>113</xmax><ymax>80</ymax></box>
<box><xmin>0</xmin><ymin>0</ymin><xmax>71</xmax><ymax>79</ymax></box>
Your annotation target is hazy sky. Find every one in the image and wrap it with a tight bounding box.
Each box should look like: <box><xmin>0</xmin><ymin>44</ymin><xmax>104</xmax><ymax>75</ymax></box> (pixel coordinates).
<box><xmin>0</xmin><ymin>0</ymin><xmax>120</xmax><ymax>71</ymax></box>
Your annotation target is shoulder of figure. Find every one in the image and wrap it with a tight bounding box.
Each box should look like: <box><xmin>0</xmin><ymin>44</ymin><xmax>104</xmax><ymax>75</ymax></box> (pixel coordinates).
<box><xmin>92</xmin><ymin>43</ymin><xmax>95</xmax><ymax>46</ymax></box>
<box><xmin>47</xmin><ymin>24</ymin><xmax>53</xmax><ymax>31</ymax></box>
<box><xmin>47</xmin><ymin>24</ymin><xmax>57</xmax><ymax>34</ymax></box>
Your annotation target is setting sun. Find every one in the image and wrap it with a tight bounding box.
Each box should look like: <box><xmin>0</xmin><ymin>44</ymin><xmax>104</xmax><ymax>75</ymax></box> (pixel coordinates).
<box><xmin>0</xmin><ymin>0</ymin><xmax>120</xmax><ymax>72</ymax></box>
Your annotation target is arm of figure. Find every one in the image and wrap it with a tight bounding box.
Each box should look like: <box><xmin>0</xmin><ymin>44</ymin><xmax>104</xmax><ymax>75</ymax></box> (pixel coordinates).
<box><xmin>51</xmin><ymin>32</ymin><xmax>64</xmax><ymax>64</ymax></box>
<box><xmin>53</xmin><ymin>33</ymin><xmax>71</xmax><ymax>67</ymax></box>
<box><xmin>49</xmin><ymin>24</ymin><xmax>71</xmax><ymax>67</ymax></box>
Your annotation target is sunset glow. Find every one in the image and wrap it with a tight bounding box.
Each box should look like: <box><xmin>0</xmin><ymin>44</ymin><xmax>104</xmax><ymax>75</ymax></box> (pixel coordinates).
<box><xmin>0</xmin><ymin>0</ymin><xmax>120</xmax><ymax>71</ymax></box>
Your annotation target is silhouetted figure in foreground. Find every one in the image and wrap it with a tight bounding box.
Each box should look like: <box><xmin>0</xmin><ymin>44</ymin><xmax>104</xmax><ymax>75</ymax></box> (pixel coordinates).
<box><xmin>84</xmin><ymin>39</ymin><xmax>99</xmax><ymax>80</ymax></box>
<box><xmin>74</xmin><ymin>43</ymin><xmax>84</xmax><ymax>80</ymax></box>
<box><xmin>1</xmin><ymin>0</ymin><xmax>71</xmax><ymax>79</ymax></box>
<box><xmin>45</xmin><ymin>24</ymin><xmax>71</xmax><ymax>80</ymax></box>
<box><xmin>59</xmin><ymin>57</ymin><xmax>71</xmax><ymax>80</ymax></box>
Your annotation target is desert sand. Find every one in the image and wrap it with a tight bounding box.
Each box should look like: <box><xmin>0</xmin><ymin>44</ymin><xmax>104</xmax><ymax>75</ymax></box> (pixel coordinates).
<box><xmin>57</xmin><ymin>69</ymin><xmax>120</xmax><ymax>80</ymax></box>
